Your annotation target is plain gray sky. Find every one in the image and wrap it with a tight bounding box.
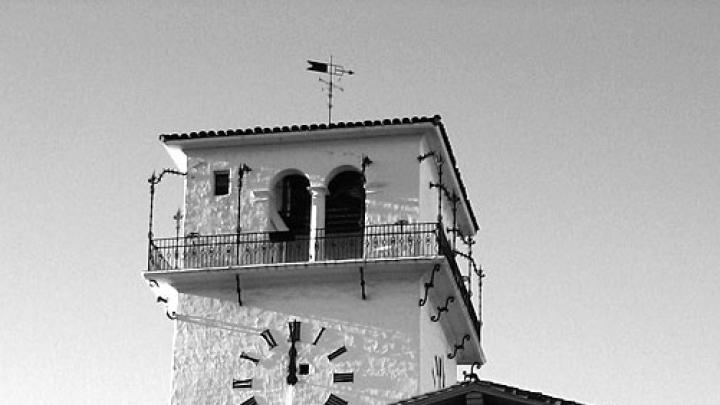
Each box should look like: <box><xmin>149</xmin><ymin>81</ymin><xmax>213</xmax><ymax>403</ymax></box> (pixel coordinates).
<box><xmin>1</xmin><ymin>1</ymin><xmax>719</xmax><ymax>404</ymax></box>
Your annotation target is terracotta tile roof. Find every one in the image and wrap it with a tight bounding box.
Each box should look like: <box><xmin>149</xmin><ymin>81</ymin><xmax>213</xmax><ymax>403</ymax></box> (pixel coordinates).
<box><xmin>159</xmin><ymin>115</ymin><xmax>440</xmax><ymax>141</ymax></box>
<box><xmin>390</xmin><ymin>380</ymin><xmax>587</xmax><ymax>405</ymax></box>
<box><xmin>159</xmin><ymin>115</ymin><xmax>479</xmax><ymax>232</ymax></box>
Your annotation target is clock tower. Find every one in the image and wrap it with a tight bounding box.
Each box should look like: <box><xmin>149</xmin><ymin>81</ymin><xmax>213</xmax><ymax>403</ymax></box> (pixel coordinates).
<box><xmin>144</xmin><ymin>115</ymin><xmax>485</xmax><ymax>405</ymax></box>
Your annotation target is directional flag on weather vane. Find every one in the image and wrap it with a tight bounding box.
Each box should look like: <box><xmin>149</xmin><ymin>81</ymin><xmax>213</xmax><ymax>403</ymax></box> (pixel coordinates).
<box><xmin>307</xmin><ymin>57</ymin><xmax>354</xmax><ymax>124</ymax></box>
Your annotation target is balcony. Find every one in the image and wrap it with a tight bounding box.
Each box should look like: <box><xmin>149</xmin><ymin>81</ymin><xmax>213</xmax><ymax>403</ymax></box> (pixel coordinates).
<box><xmin>146</xmin><ymin>221</ymin><xmax>480</xmax><ymax>338</ymax></box>
<box><xmin>148</xmin><ymin>222</ymin><xmax>442</xmax><ymax>271</ymax></box>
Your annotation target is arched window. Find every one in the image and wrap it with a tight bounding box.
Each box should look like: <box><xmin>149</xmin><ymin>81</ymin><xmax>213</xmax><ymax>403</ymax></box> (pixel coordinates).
<box><xmin>325</xmin><ymin>171</ymin><xmax>365</xmax><ymax>259</ymax></box>
<box><xmin>279</xmin><ymin>175</ymin><xmax>311</xmax><ymax>235</ymax></box>
<box><xmin>274</xmin><ymin>174</ymin><xmax>310</xmax><ymax>262</ymax></box>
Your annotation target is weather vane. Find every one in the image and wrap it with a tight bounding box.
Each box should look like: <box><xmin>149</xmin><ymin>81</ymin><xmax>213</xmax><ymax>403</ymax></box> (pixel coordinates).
<box><xmin>307</xmin><ymin>56</ymin><xmax>354</xmax><ymax>124</ymax></box>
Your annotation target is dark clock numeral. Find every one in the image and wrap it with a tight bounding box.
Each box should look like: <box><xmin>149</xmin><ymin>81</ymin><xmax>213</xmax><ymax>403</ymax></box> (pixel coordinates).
<box><xmin>325</xmin><ymin>394</ymin><xmax>348</xmax><ymax>405</ymax></box>
<box><xmin>260</xmin><ymin>329</ymin><xmax>277</xmax><ymax>349</ymax></box>
<box><xmin>239</xmin><ymin>352</ymin><xmax>259</xmax><ymax>364</ymax></box>
<box><xmin>333</xmin><ymin>372</ymin><xmax>354</xmax><ymax>383</ymax></box>
<box><xmin>299</xmin><ymin>363</ymin><xmax>310</xmax><ymax>375</ymax></box>
<box><xmin>240</xmin><ymin>396</ymin><xmax>257</xmax><ymax>405</ymax></box>
<box><xmin>288</xmin><ymin>320</ymin><xmax>301</xmax><ymax>342</ymax></box>
<box><xmin>313</xmin><ymin>327</ymin><xmax>326</xmax><ymax>345</ymax></box>
<box><xmin>327</xmin><ymin>345</ymin><xmax>347</xmax><ymax>361</ymax></box>
<box><xmin>232</xmin><ymin>378</ymin><xmax>253</xmax><ymax>389</ymax></box>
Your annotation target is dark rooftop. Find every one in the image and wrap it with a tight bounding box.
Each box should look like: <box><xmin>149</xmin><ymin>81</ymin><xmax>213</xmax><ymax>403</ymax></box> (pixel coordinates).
<box><xmin>390</xmin><ymin>380</ymin><xmax>586</xmax><ymax>405</ymax></box>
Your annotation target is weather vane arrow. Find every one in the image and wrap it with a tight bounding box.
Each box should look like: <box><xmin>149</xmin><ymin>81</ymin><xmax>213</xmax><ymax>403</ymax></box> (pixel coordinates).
<box><xmin>307</xmin><ymin>57</ymin><xmax>354</xmax><ymax>124</ymax></box>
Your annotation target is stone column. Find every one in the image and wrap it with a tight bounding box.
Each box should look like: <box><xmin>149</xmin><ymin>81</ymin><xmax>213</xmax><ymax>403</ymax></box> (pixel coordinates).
<box><xmin>309</xmin><ymin>185</ymin><xmax>328</xmax><ymax>261</ymax></box>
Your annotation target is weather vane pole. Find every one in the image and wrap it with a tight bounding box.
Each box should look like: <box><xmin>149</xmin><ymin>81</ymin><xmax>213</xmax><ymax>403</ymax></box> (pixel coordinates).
<box><xmin>307</xmin><ymin>56</ymin><xmax>354</xmax><ymax>124</ymax></box>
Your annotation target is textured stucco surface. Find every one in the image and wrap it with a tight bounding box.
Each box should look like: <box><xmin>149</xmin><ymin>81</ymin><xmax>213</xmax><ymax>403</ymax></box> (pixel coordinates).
<box><xmin>419</xmin><ymin>292</ymin><xmax>455</xmax><ymax>393</ymax></box>
<box><xmin>182</xmin><ymin>134</ymin><xmax>424</xmax><ymax>235</ymax></box>
<box><xmin>169</xmin><ymin>268</ymin><xmax>455</xmax><ymax>405</ymax></box>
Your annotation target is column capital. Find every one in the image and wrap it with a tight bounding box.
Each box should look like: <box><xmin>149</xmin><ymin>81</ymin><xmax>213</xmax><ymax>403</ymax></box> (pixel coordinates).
<box><xmin>309</xmin><ymin>184</ymin><xmax>328</xmax><ymax>196</ymax></box>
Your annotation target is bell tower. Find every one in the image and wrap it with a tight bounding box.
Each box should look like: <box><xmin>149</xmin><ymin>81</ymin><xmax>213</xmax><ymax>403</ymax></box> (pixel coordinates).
<box><xmin>144</xmin><ymin>115</ymin><xmax>485</xmax><ymax>405</ymax></box>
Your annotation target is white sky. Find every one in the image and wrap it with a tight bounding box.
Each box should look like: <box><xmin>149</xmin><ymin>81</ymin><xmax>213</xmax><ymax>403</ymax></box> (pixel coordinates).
<box><xmin>1</xmin><ymin>1</ymin><xmax>719</xmax><ymax>404</ymax></box>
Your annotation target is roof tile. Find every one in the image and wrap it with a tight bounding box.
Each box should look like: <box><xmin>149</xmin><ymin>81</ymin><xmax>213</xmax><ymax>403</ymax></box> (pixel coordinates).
<box><xmin>390</xmin><ymin>380</ymin><xmax>587</xmax><ymax>405</ymax></box>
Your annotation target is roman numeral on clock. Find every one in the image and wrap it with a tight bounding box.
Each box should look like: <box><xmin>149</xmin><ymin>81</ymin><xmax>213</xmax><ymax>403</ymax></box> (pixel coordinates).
<box><xmin>232</xmin><ymin>378</ymin><xmax>252</xmax><ymax>389</ymax></box>
<box><xmin>260</xmin><ymin>329</ymin><xmax>277</xmax><ymax>349</ymax></box>
<box><xmin>288</xmin><ymin>320</ymin><xmax>301</xmax><ymax>342</ymax></box>
<box><xmin>239</xmin><ymin>352</ymin><xmax>259</xmax><ymax>364</ymax></box>
<box><xmin>327</xmin><ymin>345</ymin><xmax>347</xmax><ymax>361</ymax></box>
<box><xmin>325</xmin><ymin>394</ymin><xmax>348</xmax><ymax>405</ymax></box>
<box><xmin>333</xmin><ymin>372</ymin><xmax>354</xmax><ymax>383</ymax></box>
<box><xmin>312</xmin><ymin>327</ymin><xmax>326</xmax><ymax>345</ymax></box>
<box><xmin>240</xmin><ymin>396</ymin><xmax>257</xmax><ymax>405</ymax></box>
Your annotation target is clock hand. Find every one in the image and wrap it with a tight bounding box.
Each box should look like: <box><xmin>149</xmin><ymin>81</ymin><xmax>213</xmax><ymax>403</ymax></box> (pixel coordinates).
<box><xmin>287</xmin><ymin>342</ymin><xmax>298</xmax><ymax>385</ymax></box>
<box><xmin>286</xmin><ymin>321</ymin><xmax>299</xmax><ymax>385</ymax></box>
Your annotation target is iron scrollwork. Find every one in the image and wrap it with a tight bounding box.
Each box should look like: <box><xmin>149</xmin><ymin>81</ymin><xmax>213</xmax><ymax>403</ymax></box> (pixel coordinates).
<box><xmin>447</xmin><ymin>334</ymin><xmax>470</xmax><ymax>359</ymax></box>
<box><xmin>430</xmin><ymin>296</ymin><xmax>455</xmax><ymax>322</ymax></box>
<box><xmin>462</xmin><ymin>362</ymin><xmax>482</xmax><ymax>382</ymax></box>
<box><xmin>359</xmin><ymin>266</ymin><xmax>366</xmax><ymax>300</ymax></box>
<box><xmin>419</xmin><ymin>264</ymin><xmax>441</xmax><ymax>306</ymax></box>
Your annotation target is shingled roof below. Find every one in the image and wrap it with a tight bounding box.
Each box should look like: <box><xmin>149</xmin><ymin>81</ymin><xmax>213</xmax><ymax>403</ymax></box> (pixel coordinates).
<box><xmin>390</xmin><ymin>380</ymin><xmax>586</xmax><ymax>405</ymax></box>
<box><xmin>158</xmin><ymin>115</ymin><xmax>479</xmax><ymax>232</ymax></box>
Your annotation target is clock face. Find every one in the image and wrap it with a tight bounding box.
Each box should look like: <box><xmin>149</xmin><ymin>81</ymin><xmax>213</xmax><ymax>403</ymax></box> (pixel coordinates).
<box><xmin>170</xmin><ymin>296</ymin><xmax>419</xmax><ymax>405</ymax></box>
<box><xmin>232</xmin><ymin>320</ymin><xmax>355</xmax><ymax>405</ymax></box>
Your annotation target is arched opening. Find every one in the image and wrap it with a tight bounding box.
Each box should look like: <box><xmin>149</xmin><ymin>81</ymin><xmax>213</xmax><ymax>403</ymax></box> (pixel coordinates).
<box><xmin>273</xmin><ymin>174</ymin><xmax>311</xmax><ymax>262</ymax></box>
<box><xmin>324</xmin><ymin>170</ymin><xmax>365</xmax><ymax>259</ymax></box>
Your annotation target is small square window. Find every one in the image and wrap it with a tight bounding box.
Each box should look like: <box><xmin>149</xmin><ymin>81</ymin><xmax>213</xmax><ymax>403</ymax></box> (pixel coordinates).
<box><xmin>214</xmin><ymin>171</ymin><xmax>230</xmax><ymax>196</ymax></box>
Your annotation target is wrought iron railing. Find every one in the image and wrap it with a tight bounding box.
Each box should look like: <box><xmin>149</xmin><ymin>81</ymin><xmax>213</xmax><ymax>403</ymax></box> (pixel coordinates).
<box><xmin>436</xmin><ymin>226</ymin><xmax>482</xmax><ymax>337</ymax></box>
<box><xmin>148</xmin><ymin>222</ymin><xmax>440</xmax><ymax>271</ymax></box>
<box><xmin>147</xmin><ymin>221</ymin><xmax>480</xmax><ymax>336</ymax></box>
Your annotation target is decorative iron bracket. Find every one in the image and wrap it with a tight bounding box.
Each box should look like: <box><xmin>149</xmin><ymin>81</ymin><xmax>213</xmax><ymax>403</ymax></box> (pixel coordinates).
<box><xmin>235</xmin><ymin>274</ymin><xmax>243</xmax><ymax>307</ymax></box>
<box><xmin>457</xmin><ymin>233</ymin><xmax>476</xmax><ymax>248</ymax></box>
<box><xmin>150</xmin><ymin>279</ymin><xmax>176</xmax><ymax>320</ymax></box>
<box><xmin>236</xmin><ymin>164</ymin><xmax>252</xmax><ymax>235</ymax></box>
<box><xmin>148</xmin><ymin>168</ymin><xmax>186</xmax><ymax>240</ymax></box>
<box><xmin>429</xmin><ymin>182</ymin><xmax>456</xmax><ymax>204</ymax></box>
<box><xmin>452</xmin><ymin>249</ymin><xmax>483</xmax><ymax>278</ymax></box>
<box><xmin>359</xmin><ymin>266</ymin><xmax>366</xmax><ymax>300</ymax></box>
<box><xmin>430</xmin><ymin>296</ymin><xmax>455</xmax><ymax>322</ymax></box>
<box><xmin>447</xmin><ymin>334</ymin><xmax>470</xmax><ymax>359</ymax></box>
<box><xmin>418</xmin><ymin>151</ymin><xmax>445</xmax><ymax>223</ymax></box>
<box><xmin>462</xmin><ymin>362</ymin><xmax>482</xmax><ymax>382</ymax></box>
<box><xmin>361</xmin><ymin>155</ymin><xmax>373</xmax><ymax>177</ymax></box>
<box><xmin>417</xmin><ymin>151</ymin><xmax>437</xmax><ymax>162</ymax></box>
<box><xmin>419</xmin><ymin>264</ymin><xmax>441</xmax><ymax>306</ymax></box>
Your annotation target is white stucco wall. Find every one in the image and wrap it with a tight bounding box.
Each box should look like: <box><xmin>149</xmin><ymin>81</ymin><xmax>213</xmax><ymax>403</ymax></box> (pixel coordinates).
<box><xmin>182</xmin><ymin>134</ymin><xmax>423</xmax><ymax>236</ymax></box>
<box><xmin>170</xmin><ymin>269</ymin><xmax>430</xmax><ymax>405</ymax></box>
<box><xmin>418</xmin><ymin>293</ymin><xmax>456</xmax><ymax>394</ymax></box>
